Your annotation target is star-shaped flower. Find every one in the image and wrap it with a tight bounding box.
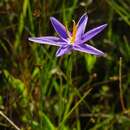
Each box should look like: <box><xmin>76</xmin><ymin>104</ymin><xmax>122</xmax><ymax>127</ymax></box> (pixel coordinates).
<box><xmin>29</xmin><ymin>13</ymin><xmax>107</xmax><ymax>57</ymax></box>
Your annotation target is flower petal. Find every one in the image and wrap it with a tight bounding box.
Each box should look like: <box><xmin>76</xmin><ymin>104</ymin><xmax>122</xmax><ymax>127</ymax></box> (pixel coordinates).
<box><xmin>73</xmin><ymin>44</ymin><xmax>104</xmax><ymax>56</ymax></box>
<box><xmin>56</xmin><ymin>45</ymin><xmax>72</xmax><ymax>57</ymax></box>
<box><xmin>50</xmin><ymin>17</ymin><xmax>68</xmax><ymax>39</ymax></box>
<box><xmin>76</xmin><ymin>13</ymin><xmax>88</xmax><ymax>40</ymax></box>
<box><xmin>28</xmin><ymin>36</ymin><xmax>66</xmax><ymax>46</ymax></box>
<box><xmin>81</xmin><ymin>24</ymin><xmax>107</xmax><ymax>43</ymax></box>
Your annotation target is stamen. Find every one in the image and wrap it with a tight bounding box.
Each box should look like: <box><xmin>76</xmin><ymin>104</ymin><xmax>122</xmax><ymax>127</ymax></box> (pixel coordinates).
<box><xmin>65</xmin><ymin>20</ymin><xmax>77</xmax><ymax>45</ymax></box>
<box><xmin>71</xmin><ymin>20</ymin><xmax>77</xmax><ymax>44</ymax></box>
<box><xmin>65</xmin><ymin>25</ymin><xmax>71</xmax><ymax>39</ymax></box>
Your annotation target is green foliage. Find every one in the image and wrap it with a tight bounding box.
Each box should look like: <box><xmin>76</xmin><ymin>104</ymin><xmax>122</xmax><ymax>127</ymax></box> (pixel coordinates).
<box><xmin>3</xmin><ymin>69</ymin><xmax>27</xmax><ymax>96</ymax></box>
<box><xmin>106</xmin><ymin>0</ymin><xmax>130</xmax><ymax>26</ymax></box>
<box><xmin>84</xmin><ymin>54</ymin><xmax>96</xmax><ymax>73</ymax></box>
<box><xmin>0</xmin><ymin>0</ymin><xmax>130</xmax><ymax>130</ymax></box>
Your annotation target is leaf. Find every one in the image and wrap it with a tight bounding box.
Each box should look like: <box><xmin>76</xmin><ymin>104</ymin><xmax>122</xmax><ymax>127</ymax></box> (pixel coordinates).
<box><xmin>39</xmin><ymin>112</ymin><xmax>56</xmax><ymax>130</ymax></box>
<box><xmin>85</xmin><ymin>54</ymin><xmax>96</xmax><ymax>73</ymax></box>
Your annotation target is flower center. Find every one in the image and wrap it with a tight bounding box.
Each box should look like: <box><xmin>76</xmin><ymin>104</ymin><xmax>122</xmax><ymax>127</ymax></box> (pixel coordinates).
<box><xmin>66</xmin><ymin>20</ymin><xmax>77</xmax><ymax>45</ymax></box>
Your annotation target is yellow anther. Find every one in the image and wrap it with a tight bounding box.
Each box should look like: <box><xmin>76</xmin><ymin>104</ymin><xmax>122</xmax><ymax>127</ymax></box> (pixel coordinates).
<box><xmin>65</xmin><ymin>20</ymin><xmax>77</xmax><ymax>44</ymax></box>
<box><xmin>70</xmin><ymin>20</ymin><xmax>77</xmax><ymax>44</ymax></box>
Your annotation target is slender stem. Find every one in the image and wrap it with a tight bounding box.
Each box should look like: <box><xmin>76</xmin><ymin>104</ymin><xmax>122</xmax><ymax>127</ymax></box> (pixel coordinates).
<box><xmin>58</xmin><ymin>74</ymin><xmax>62</xmax><ymax>124</ymax></box>
<box><xmin>0</xmin><ymin>111</ymin><xmax>20</xmax><ymax>130</ymax></box>
<box><xmin>59</xmin><ymin>88</ymin><xmax>92</xmax><ymax>127</ymax></box>
<box><xmin>119</xmin><ymin>57</ymin><xmax>125</xmax><ymax>111</ymax></box>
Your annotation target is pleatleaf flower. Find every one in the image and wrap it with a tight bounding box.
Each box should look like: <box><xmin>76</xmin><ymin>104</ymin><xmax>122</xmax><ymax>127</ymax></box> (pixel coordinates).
<box><xmin>28</xmin><ymin>13</ymin><xmax>107</xmax><ymax>57</ymax></box>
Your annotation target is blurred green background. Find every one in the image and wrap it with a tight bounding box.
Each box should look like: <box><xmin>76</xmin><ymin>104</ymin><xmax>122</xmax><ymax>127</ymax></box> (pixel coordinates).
<box><xmin>0</xmin><ymin>0</ymin><xmax>130</xmax><ymax>130</ymax></box>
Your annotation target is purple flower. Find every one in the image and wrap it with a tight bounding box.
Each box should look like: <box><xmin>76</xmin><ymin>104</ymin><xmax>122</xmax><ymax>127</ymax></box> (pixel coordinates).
<box><xmin>29</xmin><ymin>13</ymin><xmax>107</xmax><ymax>57</ymax></box>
